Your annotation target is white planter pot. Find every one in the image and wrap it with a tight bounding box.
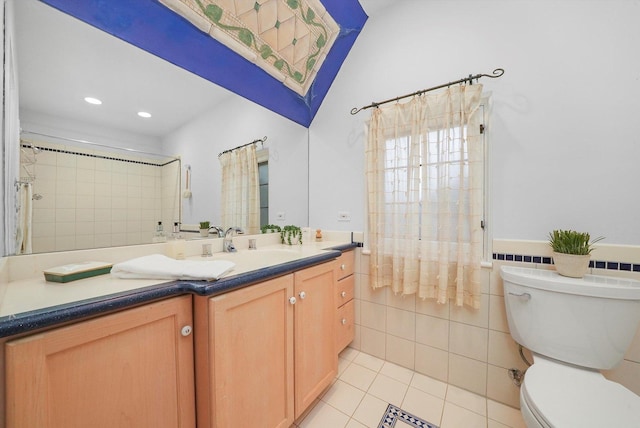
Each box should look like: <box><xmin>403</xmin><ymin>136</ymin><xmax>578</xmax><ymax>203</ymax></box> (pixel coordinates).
<box><xmin>552</xmin><ymin>252</ymin><xmax>590</xmax><ymax>278</ymax></box>
<box><xmin>199</xmin><ymin>229</ymin><xmax>209</xmax><ymax>238</ymax></box>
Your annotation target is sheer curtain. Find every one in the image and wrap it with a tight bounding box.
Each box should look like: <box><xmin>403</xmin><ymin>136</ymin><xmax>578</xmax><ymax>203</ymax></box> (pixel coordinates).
<box><xmin>219</xmin><ymin>145</ymin><xmax>260</xmax><ymax>234</ymax></box>
<box><xmin>365</xmin><ymin>85</ymin><xmax>484</xmax><ymax>308</ymax></box>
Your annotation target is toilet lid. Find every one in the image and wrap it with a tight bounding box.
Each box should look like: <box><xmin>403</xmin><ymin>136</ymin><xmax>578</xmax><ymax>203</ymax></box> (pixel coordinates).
<box><xmin>523</xmin><ymin>360</ymin><xmax>640</xmax><ymax>427</ymax></box>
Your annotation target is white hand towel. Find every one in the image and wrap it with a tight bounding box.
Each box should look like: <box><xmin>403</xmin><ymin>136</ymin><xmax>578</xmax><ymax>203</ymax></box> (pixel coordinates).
<box><xmin>111</xmin><ymin>254</ymin><xmax>235</xmax><ymax>280</ymax></box>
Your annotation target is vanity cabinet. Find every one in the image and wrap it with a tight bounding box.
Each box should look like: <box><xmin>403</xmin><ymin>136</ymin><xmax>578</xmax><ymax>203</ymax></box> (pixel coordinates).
<box><xmin>4</xmin><ymin>295</ymin><xmax>195</xmax><ymax>428</ymax></box>
<box><xmin>335</xmin><ymin>250</ymin><xmax>355</xmax><ymax>353</ymax></box>
<box><xmin>195</xmin><ymin>261</ymin><xmax>337</xmax><ymax>428</ymax></box>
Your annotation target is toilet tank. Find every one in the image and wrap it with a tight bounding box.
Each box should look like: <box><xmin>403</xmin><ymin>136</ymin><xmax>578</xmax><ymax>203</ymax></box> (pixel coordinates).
<box><xmin>500</xmin><ymin>266</ymin><xmax>640</xmax><ymax>370</ymax></box>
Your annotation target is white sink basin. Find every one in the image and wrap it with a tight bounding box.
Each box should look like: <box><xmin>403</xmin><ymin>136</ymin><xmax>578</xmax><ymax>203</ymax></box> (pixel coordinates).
<box><xmin>190</xmin><ymin>245</ymin><xmax>330</xmax><ymax>277</ymax></box>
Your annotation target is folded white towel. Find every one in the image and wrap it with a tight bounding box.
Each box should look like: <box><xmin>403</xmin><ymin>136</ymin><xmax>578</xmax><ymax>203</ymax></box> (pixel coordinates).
<box><xmin>111</xmin><ymin>254</ymin><xmax>235</xmax><ymax>280</ymax></box>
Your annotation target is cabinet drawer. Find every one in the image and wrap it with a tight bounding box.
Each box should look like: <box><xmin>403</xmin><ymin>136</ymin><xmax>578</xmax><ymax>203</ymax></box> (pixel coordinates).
<box><xmin>335</xmin><ymin>274</ymin><xmax>354</xmax><ymax>309</ymax></box>
<box><xmin>335</xmin><ymin>250</ymin><xmax>355</xmax><ymax>280</ymax></box>
<box><xmin>336</xmin><ymin>299</ymin><xmax>355</xmax><ymax>353</ymax></box>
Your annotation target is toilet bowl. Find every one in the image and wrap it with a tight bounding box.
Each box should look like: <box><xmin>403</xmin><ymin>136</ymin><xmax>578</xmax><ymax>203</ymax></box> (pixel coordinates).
<box><xmin>500</xmin><ymin>266</ymin><xmax>640</xmax><ymax>428</ymax></box>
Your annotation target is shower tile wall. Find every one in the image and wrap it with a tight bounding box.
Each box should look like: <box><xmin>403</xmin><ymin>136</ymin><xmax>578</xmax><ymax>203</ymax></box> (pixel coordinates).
<box><xmin>351</xmin><ymin>240</ymin><xmax>640</xmax><ymax>409</ymax></box>
<box><xmin>23</xmin><ymin>142</ymin><xmax>180</xmax><ymax>253</ymax></box>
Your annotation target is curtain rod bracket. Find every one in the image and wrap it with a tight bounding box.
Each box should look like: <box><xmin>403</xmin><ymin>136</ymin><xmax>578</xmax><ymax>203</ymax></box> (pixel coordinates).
<box><xmin>350</xmin><ymin>68</ymin><xmax>505</xmax><ymax>115</ymax></box>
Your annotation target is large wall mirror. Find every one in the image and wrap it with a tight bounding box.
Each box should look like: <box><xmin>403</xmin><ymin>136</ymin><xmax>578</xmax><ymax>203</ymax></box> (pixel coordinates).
<box><xmin>8</xmin><ymin>0</ymin><xmax>309</xmax><ymax>256</ymax></box>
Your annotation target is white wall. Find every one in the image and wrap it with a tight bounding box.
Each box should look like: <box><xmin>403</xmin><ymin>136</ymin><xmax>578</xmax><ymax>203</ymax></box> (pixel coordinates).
<box><xmin>162</xmin><ymin>94</ymin><xmax>309</xmax><ymax>229</ymax></box>
<box><xmin>310</xmin><ymin>0</ymin><xmax>640</xmax><ymax>245</ymax></box>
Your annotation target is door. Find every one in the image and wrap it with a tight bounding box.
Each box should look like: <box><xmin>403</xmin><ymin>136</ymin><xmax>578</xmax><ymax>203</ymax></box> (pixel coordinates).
<box><xmin>5</xmin><ymin>295</ymin><xmax>195</xmax><ymax>428</ymax></box>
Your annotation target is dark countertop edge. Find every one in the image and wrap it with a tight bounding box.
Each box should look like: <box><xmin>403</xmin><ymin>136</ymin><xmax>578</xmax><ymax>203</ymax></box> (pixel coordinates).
<box><xmin>0</xmin><ymin>246</ymin><xmax>354</xmax><ymax>338</ymax></box>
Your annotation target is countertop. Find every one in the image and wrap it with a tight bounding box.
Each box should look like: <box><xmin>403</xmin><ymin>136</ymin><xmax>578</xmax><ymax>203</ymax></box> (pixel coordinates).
<box><xmin>0</xmin><ymin>240</ymin><xmax>357</xmax><ymax>338</ymax></box>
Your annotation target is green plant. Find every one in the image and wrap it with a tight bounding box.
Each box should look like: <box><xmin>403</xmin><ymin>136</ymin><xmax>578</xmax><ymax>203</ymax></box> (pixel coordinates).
<box><xmin>199</xmin><ymin>221</ymin><xmax>210</xmax><ymax>229</ymax></box>
<box><xmin>281</xmin><ymin>225</ymin><xmax>302</xmax><ymax>245</ymax></box>
<box><xmin>261</xmin><ymin>224</ymin><xmax>282</xmax><ymax>234</ymax></box>
<box><xmin>548</xmin><ymin>229</ymin><xmax>604</xmax><ymax>255</ymax></box>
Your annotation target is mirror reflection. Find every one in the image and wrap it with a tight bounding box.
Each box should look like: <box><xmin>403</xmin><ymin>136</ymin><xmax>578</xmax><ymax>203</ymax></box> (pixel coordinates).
<box><xmin>11</xmin><ymin>0</ymin><xmax>309</xmax><ymax>255</ymax></box>
<box><xmin>17</xmin><ymin>132</ymin><xmax>180</xmax><ymax>254</ymax></box>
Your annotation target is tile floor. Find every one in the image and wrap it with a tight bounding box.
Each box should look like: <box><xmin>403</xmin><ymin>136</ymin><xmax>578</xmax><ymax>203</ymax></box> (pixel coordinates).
<box><xmin>294</xmin><ymin>348</ymin><xmax>526</xmax><ymax>428</ymax></box>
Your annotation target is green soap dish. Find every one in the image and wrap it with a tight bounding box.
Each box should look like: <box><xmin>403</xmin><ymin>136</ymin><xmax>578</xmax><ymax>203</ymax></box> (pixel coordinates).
<box><xmin>44</xmin><ymin>261</ymin><xmax>113</xmax><ymax>283</ymax></box>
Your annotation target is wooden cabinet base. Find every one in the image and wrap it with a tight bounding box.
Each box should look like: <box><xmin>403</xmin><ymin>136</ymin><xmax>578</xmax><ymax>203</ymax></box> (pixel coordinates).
<box><xmin>5</xmin><ymin>296</ymin><xmax>195</xmax><ymax>428</ymax></box>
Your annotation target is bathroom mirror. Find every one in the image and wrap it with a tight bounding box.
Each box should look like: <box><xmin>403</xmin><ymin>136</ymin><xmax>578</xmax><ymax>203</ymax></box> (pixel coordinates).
<box><xmin>9</xmin><ymin>0</ymin><xmax>309</xmax><ymax>255</ymax></box>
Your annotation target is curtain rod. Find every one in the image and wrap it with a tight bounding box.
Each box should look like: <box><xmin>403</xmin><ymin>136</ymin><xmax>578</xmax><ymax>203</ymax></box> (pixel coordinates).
<box><xmin>350</xmin><ymin>68</ymin><xmax>505</xmax><ymax>115</ymax></box>
<box><xmin>218</xmin><ymin>136</ymin><xmax>267</xmax><ymax>157</ymax></box>
<box><xmin>20</xmin><ymin>129</ymin><xmax>178</xmax><ymax>161</ymax></box>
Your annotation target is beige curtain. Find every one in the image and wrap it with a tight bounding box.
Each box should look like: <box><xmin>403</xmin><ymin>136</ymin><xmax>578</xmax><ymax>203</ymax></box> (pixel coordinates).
<box><xmin>365</xmin><ymin>85</ymin><xmax>484</xmax><ymax>308</ymax></box>
<box><xmin>219</xmin><ymin>145</ymin><xmax>260</xmax><ymax>234</ymax></box>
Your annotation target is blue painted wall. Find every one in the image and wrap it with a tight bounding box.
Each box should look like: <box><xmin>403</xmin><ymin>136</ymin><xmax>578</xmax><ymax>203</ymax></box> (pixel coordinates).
<box><xmin>40</xmin><ymin>0</ymin><xmax>368</xmax><ymax>127</ymax></box>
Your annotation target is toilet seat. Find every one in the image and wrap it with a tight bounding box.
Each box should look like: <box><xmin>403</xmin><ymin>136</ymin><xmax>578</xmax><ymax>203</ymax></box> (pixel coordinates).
<box><xmin>522</xmin><ymin>357</ymin><xmax>640</xmax><ymax>427</ymax></box>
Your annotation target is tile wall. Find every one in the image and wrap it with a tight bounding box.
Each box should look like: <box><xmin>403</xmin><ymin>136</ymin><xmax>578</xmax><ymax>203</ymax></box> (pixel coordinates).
<box><xmin>351</xmin><ymin>239</ymin><xmax>640</xmax><ymax>408</ymax></box>
<box><xmin>21</xmin><ymin>141</ymin><xmax>180</xmax><ymax>253</ymax></box>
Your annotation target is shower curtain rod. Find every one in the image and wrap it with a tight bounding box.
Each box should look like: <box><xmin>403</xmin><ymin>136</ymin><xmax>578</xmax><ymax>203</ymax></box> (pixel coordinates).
<box><xmin>350</xmin><ymin>68</ymin><xmax>505</xmax><ymax>115</ymax></box>
<box><xmin>20</xmin><ymin>129</ymin><xmax>178</xmax><ymax>161</ymax></box>
<box><xmin>218</xmin><ymin>136</ymin><xmax>267</xmax><ymax>157</ymax></box>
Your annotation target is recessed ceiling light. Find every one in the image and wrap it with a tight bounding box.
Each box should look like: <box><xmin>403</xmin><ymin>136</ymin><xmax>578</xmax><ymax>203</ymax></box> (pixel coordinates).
<box><xmin>137</xmin><ymin>111</ymin><xmax>152</xmax><ymax>118</ymax></box>
<box><xmin>84</xmin><ymin>97</ymin><xmax>102</xmax><ymax>105</ymax></box>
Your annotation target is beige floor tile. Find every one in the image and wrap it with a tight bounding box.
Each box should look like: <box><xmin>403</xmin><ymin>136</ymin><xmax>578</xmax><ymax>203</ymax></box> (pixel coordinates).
<box><xmin>338</xmin><ymin>357</ymin><xmax>352</xmax><ymax>376</ymax></box>
<box><xmin>487</xmin><ymin>419</ymin><xmax>511</xmax><ymax>428</ymax></box>
<box><xmin>354</xmin><ymin>351</ymin><xmax>385</xmax><ymax>372</ymax></box>
<box><xmin>380</xmin><ymin>361</ymin><xmax>415</xmax><ymax>384</ymax></box>
<box><xmin>401</xmin><ymin>386</ymin><xmax>445</xmax><ymax>426</ymax></box>
<box><xmin>345</xmin><ymin>419</ymin><xmax>368</xmax><ymax>428</ymax></box>
<box><xmin>440</xmin><ymin>402</ymin><xmax>487</xmax><ymax>428</ymax></box>
<box><xmin>367</xmin><ymin>373</ymin><xmax>409</xmax><ymax>406</ymax></box>
<box><xmin>298</xmin><ymin>401</ymin><xmax>350</xmax><ymax>428</ymax></box>
<box><xmin>400</xmin><ymin>387</ymin><xmax>444</xmax><ymax>425</ymax></box>
<box><xmin>351</xmin><ymin>394</ymin><xmax>389</xmax><ymax>428</ymax></box>
<box><xmin>487</xmin><ymin>400</ymin><xmax>526</xmax><ymax>428</ymax></box>
<box><xmin>340</xmin><ymin>362</ymin><xmax>377</xmax><ymax>391</ymax></box>
<box><xmin>446</xmin><ymin>385</ymin><xmax>487</xmax><ymax>416</ymax></box>
<box><xmin>410</xmin><ymin>372</ymin><xmax>448</xmax><ymax>399</ymax></box>
<box><xmin>321</xmin><ymin>379</ymin><xmax>366</xmax><ymax>417</ymax></box>
<box><xmin>340</xmin><ymin>346</ymin><xmax>360</xmax><ymax>362</ymax></box>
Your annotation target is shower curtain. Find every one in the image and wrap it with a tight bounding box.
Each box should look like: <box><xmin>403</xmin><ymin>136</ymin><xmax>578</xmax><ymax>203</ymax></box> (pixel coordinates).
<box><xmin>15</xmin><ymin>182</ymin><xmax>32</xmax><ymax>255</ymax></box>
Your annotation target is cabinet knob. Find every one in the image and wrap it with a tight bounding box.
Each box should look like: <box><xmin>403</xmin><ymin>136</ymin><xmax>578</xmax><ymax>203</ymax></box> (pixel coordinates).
<box><xmin>341</xmin><ymin>318</ymin><xmax>347</xmax><ymax>325</ymax></box>
<box><xmin>181</xmin><ymin>325</ymin><xmax>193</xmax><ymax>337</ymax></box>
<box><xmin>289</xmin><ymin>296</ymin><xmax>297</xmax><ymax>305</ymax></box>
<box><xmin>340</xmin><ymin>291</ymin><xmax>347</xmax><ymax>298</ymax></box>
<box><xmin>299</xmin><ymin>291</ymin><xmax>307</xmax><ymax>300</ymax></box>
<box><xmin>340</xmin><ymin>264</ymin><xmax>346</xmax><ymax>270</ymax></box>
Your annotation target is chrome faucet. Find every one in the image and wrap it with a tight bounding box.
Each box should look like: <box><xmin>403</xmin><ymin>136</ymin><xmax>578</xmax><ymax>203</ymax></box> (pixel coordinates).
<box><xmin>223</xmin><ymin>227</ymin><xmax>242</xmax><ymax>252</ymax></box>
<box><xmin>209</xmin><ymin>226</ymin><xmax>225</xmax><ymax>238</ymax></box>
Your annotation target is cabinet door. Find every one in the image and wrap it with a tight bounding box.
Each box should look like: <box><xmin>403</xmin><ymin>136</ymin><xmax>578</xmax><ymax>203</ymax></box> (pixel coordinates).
<box><xmin>294</xmin><ymin>263</ymin><xmax>338</xmax><ymax>418</ymax></box>
<box><xmin>5</xmin><ymin>295</ymin><xmax>195</xmax><ymax>428</ymax></box>
<box><xmin>209</xmin><ymin>275</ymin><xmax>294</xmax><ymax>428</ymax></box>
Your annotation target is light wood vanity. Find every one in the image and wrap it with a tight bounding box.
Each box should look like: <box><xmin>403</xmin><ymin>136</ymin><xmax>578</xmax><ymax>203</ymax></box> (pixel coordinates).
<box><xmin>1</xmin><ymin>246</ymin><xmax>356</xmax><ymax>428</ymax></box>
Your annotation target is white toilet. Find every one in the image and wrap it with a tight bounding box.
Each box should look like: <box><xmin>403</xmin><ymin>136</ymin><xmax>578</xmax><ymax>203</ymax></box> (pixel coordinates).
<box><xmin>500</xmin><ymin>266</ymin><xmax>640</xmax><ymax>427</ymax></box>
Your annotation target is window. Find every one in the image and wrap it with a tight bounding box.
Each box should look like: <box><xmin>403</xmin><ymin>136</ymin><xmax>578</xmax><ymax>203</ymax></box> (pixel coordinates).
<box><xmin>257</xmin><ymin>149</ymin><xmax>269</xmax><ymax>227</ymax></box>
<box><xmin>365</xmin><ymin>86</ymin><xmax>486</xmax><ymax>307</ymax></box>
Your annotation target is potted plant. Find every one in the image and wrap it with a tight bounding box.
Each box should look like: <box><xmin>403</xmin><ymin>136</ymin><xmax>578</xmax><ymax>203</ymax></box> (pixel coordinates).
<box><xmin>548</xmin><ymin>229</ymin><xmax>604</xmax><ymax>278</ymax></box>
<box><xmin>261</xmin><ymin>224</ymin><xmax>282</xmax><ymax>234</ymax></box>
<box><xmin>199</xmin><ymin>221</ymin><xmax>211</xmax><ymax>237</ymax></box>
<box><xmin>281</xmin><ymin>225</ymin><xmax>302</xmax><ymax>245</ymax></box>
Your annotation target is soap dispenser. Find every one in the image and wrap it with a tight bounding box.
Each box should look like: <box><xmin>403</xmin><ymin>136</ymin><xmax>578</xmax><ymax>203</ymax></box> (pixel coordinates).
<box><xmin>152</xmin><ymin>221</ymin><xmax>167</xmax><ymax>243</ymax></box>
<box><xmin>167</xmin><ymin>222</ymin><xmax>186</xmax><ymax>259</ymax></box>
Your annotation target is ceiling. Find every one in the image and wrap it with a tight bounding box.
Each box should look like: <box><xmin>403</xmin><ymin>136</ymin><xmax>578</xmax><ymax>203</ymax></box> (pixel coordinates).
<box><xmin>16</xmin><ymin>0</ymin><xmax>371</xmax><ymax>135</ymax></box>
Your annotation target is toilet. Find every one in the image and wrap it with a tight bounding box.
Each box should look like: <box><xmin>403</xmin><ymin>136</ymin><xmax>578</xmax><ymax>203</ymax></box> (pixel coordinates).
<box><xmin>500</xmin><ymin>266</ymin><xmax>640</xmax><ymax>427</ymax></box>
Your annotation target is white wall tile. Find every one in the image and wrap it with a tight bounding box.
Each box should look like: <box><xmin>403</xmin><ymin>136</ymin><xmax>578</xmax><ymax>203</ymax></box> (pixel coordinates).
<box><xmin>415</xmin><ymin>313</ymin><xmax>449</xmax><ymax>351</ymax></box>
<box><xmin>449</xmin><ymin>322</ymin><xmax>488</xmax><ymax>363</ymax></box>
<box><xmin>448</xmin><ymin>353</ymin><xmax>487</xmax><ymax>396</ymax></box>
<box><xmin>386</xmin><ymin>307</ymin><xmax>415</xmax><ymax>341</ymax></box>
<box><xmin>415</xmin><ymin>343</ymin><xmax>448</xmax><ymax>382</ymax></box>
<box><xmin>385</xmin><ymin>334</ymin><xmax>415</xmax><ymax>370</ymax></box>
